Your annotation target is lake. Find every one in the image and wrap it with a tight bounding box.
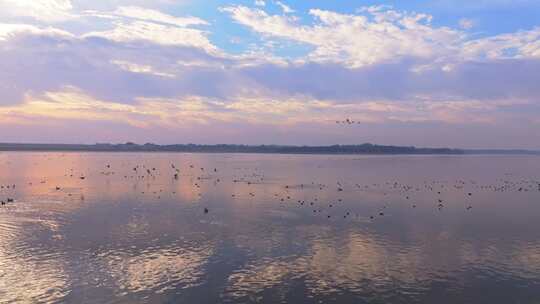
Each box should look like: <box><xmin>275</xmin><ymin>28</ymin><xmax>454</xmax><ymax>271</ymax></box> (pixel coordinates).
<box><xmin>1</xmin><ymin>152</ymin><xmax>540</xmax><ymax>303</ymax></box>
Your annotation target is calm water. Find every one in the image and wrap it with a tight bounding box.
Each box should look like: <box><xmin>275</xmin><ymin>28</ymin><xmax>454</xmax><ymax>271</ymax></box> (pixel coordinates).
<box><xmin>1</xmin><ymin>152</ymin><xmax>540</xmax><ymax>304</ymax></box>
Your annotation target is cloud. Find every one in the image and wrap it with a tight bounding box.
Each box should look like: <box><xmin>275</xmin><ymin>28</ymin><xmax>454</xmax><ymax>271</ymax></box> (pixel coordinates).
<box><xmin>2</xmin><ymin>10</ymin><xmax>539</xmax><ymax>107</ymax></box>
<box><xmin>0</xmin><ymin>87</ymin><xmax>328</xmax><ymax>131</ymax></box>
<box><xmin>240</xmin><ymin>58</ymin><xmax>540</xmax><ymax>102</ymax></box>
<box><xmin>80</xmin><ymin>5</ymin><xmax>216</xmax><ymax>53</ymax></box>
<box><xmin>223</xmin><ymin>5</ymin><xmax>540</xmax><ymax>68</ymax></box>
<box><xmin>1</xmin><ymin>83</ymin><xmax>535</xmax><ymax>135</ymax></box>
<box><xmin>0</xmin><ymin>0</ymin><xmax>75</xmax><ymax>22</ymax></box>
<box><xmin>110</xmin><ymin>60</ymin><xmax>176</xmax><ymax>78</ymax></box>
<box><xmin>2</xmin><ymin>86</ymin><xmax>539</xmax><ymax>147</ymax></box>
<box><xmin>83</xmin><ymin>21</ymin><xmax>217</xmax><ymax>52</ymax></box>
<box><xmin>459</xmin><ymin>18</ymin><xmax>475</xmax><ymax>29</ymax></box>
<box><xmin>0</xmin><ymin>23</ymin><xmax>74</xmax><ymax>41</ymax></box>
<box><xmin>1</xmin><ymin>20</ymin><xmax>539</xmax><ymax>114</ymax></box>
<box><xmin>222</xmin><ymin>5</ymin><xmax>465</xmax><ymax>67</ymax></box>
<box><xmin>108</xmin><ymin>6</ymin><xmax>208</xmax><ymax>27</ymax></box>
<box><xmin>0</xmin><ymin>3</ymin><xmax>538</xmax><ymax>147</ymax></box>
<box><xmin>275</xmin><ymin>1</ymin><xmax>294</xmax><ymax>14</ymax></box>
<box><xmin>0</xmin><ymin>24</ymin><xmax>239</xmax><ymax>105</ymax></box>
<box><xmin>463</xmin><ymin>27</ymin><xmax>540</xmax><ymax>59</ymax></box>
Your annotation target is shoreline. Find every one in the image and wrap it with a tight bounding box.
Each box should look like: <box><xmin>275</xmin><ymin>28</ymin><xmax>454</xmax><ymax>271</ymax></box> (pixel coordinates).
<box><xmin>0</xmin><ymin>143</ymin><xmax>538</xmax><ymax>155</ymax></box>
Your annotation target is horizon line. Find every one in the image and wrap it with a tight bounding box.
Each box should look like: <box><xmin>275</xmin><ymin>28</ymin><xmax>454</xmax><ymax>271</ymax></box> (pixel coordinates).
<box><xmin>0</xmin><ymin>142</ymin><xmax>538</xmax><ymax>155</ymax></box>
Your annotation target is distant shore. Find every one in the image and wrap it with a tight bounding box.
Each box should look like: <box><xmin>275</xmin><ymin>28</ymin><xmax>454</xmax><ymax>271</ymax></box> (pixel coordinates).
<box><xmin>0</xmin><ymin>143</ymin><xmax>539</xmax><ymax>155</ymax></box>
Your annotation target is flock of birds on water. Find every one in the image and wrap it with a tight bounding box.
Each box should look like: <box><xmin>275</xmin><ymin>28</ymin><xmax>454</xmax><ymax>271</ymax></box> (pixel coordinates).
<box><xmin>1</xmin><ymin>156</ymin><xmax>540</xmax><ymax>222</ymax></box>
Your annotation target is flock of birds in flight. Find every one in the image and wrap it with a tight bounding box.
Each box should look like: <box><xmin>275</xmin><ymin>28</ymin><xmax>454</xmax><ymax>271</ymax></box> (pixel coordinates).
<box><xmin>2</xmin><ymin>156</ymin><xmax>540</xmax><ymax>223</ymax></box>
<box><xmin>335</xmin><ymin>118</ymin><xmax>361</xmax><ymax>125</ymax></box>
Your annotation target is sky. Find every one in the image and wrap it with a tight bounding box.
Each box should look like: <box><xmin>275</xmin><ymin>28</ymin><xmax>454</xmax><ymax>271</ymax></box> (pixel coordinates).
<box><xmin>0</xmin><ymin>0</ymin><xmax>539</xmax><ymax>148</ymax></box>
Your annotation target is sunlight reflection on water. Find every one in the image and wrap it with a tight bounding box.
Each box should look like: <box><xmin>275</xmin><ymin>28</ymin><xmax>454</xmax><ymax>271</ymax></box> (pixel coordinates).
<box><xmin>0</xmin><ymin>152</ymin><xmax>540</xmax><ymax>303</ymax></box>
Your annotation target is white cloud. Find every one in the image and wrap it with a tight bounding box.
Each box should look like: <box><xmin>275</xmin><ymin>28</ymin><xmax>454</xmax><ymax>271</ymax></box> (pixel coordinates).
<box><xmin>111</xmin><ymin>60</ymin><xmax>176</xmax><ymax>78</ymax></box>
<box><xmin>275</xmin><ymin>1</ymin><xmax>294</xmax><ymax>14</ymax></box>
<box><xmin>0</xmin><ymin>23</ymin><xmax>73</xmax><ymax>41</ymax></box>
<box><xmin>223</xmin><ymin>5</ymin><xmax>540</xmax><ymax>68</ymax></box>
<box><xmin>0</xmin><ymin>0</ymin><xmax>75</xmax><ymax>22</ymax></box>
<box><xmin>254</xmin><ymin>0</ymin><xmax>266</xmax><ymax>7</ymax></box>
<box><xmin>463</xmin><ymin>27</ymin><xmax>540</xmax><ymax>59</ymax></box>
<box><xmin>80</xmin><ymin>6</ymin><xmax>217</xmax><ymax>54</ymax></box>
<box><xmin>112</xmin><ymin>6</ymin><xmax>208</xmax><ymax>27</ymax></box>
<box><xmin>83</xmin><ymin>21</ymin><xmax>217</xmax><ymax>52</ymax></box>
<box><xmin>223</xmin><ymin>5</ymin><xmax>464</xmax><ymax>67</ymax></box>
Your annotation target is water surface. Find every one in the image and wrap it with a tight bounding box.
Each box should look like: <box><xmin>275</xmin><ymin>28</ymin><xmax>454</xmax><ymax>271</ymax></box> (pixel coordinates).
<box><xmin>1</xmin><ymin>152</ymin><xmax>540</xmax><ymax>303</ymax></box>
